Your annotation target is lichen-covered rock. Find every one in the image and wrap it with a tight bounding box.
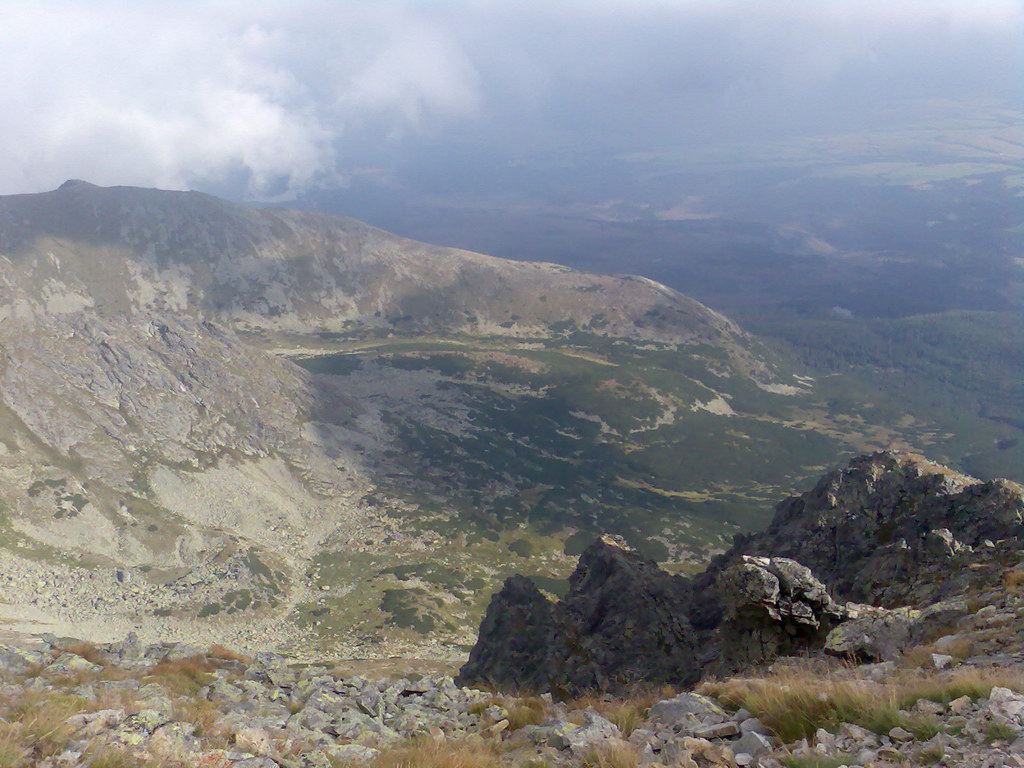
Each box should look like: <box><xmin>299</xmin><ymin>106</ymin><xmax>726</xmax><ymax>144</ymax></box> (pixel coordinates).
<box><xmin>717</xmin><ymin>556</ymin><xmax>847</xmax><ymax>668</ymax></box>
<box><xmin>824</xmin><ymin>605</ymin><xmax>919</xmax><ymax>661</ymax></box>
<box><xmin>559</xmin><ymin>711</ymin><xmax>622</xmax><ymax>757</ymax></box>
<box><xmin>647</xmin><ymin>693</ymin><xmax>729</xmax><ymax>732</ymax></box>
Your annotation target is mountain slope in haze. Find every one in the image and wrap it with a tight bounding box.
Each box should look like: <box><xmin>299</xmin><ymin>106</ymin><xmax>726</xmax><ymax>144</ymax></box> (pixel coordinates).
<box><xmin>0</xmin><ymin>182</ymin><xmax>931</xmax><ymax>658</ymax></box>
<box><xmin>0</xmin><ymin>180</ymin><xmax>743</xmax><ymax>348</ymax></box>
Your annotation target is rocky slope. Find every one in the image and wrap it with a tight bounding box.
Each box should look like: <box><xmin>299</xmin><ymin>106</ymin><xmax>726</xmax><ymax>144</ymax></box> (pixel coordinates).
<box><xmin>1</xmin><ymin>594</ymin><xmax>1023</xmax><ymax>768</ymax></box>
<box><xmin>460</xmin><ymin>452</ymin><xmax>1024</xmax><ymax>692</ymax></box>
<box><xmin>0</xmin><ymin>180</ymin><xmax>739</xmax><ymax>343</ymax></box>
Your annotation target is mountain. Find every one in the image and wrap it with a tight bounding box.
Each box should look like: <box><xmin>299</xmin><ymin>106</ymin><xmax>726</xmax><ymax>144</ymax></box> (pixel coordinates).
<box><xmin>0</xmin><ymin>182</ymin><xmax>979</xmax><ymax>659</ymax></box>
<box><xmin>0</xmin><ymin>180</ymin><xmax>741</xmax><ymax>343</ymax></box>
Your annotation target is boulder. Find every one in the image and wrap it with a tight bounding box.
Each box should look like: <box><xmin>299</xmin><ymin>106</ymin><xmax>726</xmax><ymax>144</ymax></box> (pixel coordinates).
<box><xmin>561</xmin><ymin>711</ymin><xmax>622</xmax><ymax>757</ymax></box>
<box><xmin>718</xmin><ymin>556</ymin><xmax>847</xmax><ymax>668</ymax></box>
<box><xmin>824</xmin><ymin>605</ymin><xmax>918</xmax><ymax>661</ymax></box>
<box><xmin>647</xmin><ymin>693</ymin><xmax>729</xmax><ymax>732</ymax></box>
<box><xmin>733</xmin><ymin>730</ymin><xmax>772</xmax><ymax>758</ymax></box>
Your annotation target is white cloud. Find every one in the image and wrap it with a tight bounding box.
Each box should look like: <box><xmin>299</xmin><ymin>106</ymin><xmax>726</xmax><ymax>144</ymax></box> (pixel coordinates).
<box><xmin>0</xmin><ymin>1</ymin><xmax>481</xmax><ymax>197</ymax></box>
<box><xmin>0</xmin><ymin>0</ymin><xmax>1019</xmax><ymax>198</ymax></box>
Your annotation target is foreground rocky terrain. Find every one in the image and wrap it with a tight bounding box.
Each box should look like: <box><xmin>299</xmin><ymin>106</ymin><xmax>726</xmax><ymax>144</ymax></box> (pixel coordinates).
<box><xmin>0</xmin><ymin>451</ymin><xmax>1020</xmax><ymax>766</ymax></box>
<box><xmin>1</xmin><ymin>598</ymin><xmax>1023</xmax><ymax>767</ymax></box>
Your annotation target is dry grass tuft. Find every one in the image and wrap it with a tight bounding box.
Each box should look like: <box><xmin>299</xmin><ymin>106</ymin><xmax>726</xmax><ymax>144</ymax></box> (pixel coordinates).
<box><xmin>570</xmin><ymin>697</ymin><xmax>645</xmax><ymax>738</ymax></box>
<box><xmin>899</xmin><ymin>636</ymin><xmax>975</xmax><ymax>669</ymax></box>
<box><xmin>373</xmin><ymin>736</ymin><xmax>500</xmax><ymax>768</ymax></box>
<box><xmin>469</xmin><ymin>695</ymin><xmax>550</xmax><ymax>729</ymax></box>
<box><xmin>782</xmin><ymin>755</ymin><xmax>858</xmax><ymax>768</ymax></box>
<box><xmin>569</xmin><ymin>685</ymin><xmax>674</xmax><ymax>738</ymax></box>
<box><xmin>506</xmin><ymin>697</ymin><xmax>549</xmax><ymax>730</ymax></box>
<box><xmin>0</xmin><ymin>693</ymin><xmax>89</xmax><ymax>762</ymax></box>
<box><xmin>0</xmin><ymin>730</ymin><xmax>30</xmax><ymax>768</ymax></box>
<box><xmin>1003</xmin><ymin>568</ymin><xmax>1024</xmax><ymax>593</ymax></box>
<box><xmin>918</xmin><ymin>743</ymin><xmax>945</xmax><ymax>765</ymax></box>
<box><xmin>581</xmin><ymin>740</ymin><xmax>642</xmax><ymax>768</ymax></box>
<box><xmin>984</xmin><ymin>719</ymin><xmax>1018</xmax><ymax>743</ymax></box>
<box><xmin>145</xmin><ymin>656</ymin><xmax>215</xmax><ymax>696</ymax></box>
<box><xmin>82</xmin><ymin>744</ymin><xmax>168</xmax><ymax>768</ymax></box>
<box><xmin>700</xmin><ymin>666</ymin><xmax>1024</xmax><ymax>743</ymax></box>
<box><xmin>172</xmin><ymin>697</ymin><xmax>228</xmax><ymax>744</ymax></box>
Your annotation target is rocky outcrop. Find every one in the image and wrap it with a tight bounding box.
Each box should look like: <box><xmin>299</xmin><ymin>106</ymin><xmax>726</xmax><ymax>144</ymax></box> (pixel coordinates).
<box><xmin>462</xmin><ymin>452</ymin><xmax>1024</xmax><ymax>693</ymax></box>
<box><xmin>456</xmin><ymin>575</ymin><xmax>555</xmax><ymax>691</ymax></box>
<box><xmin>733</xmin><ymin>452</ymin><xmax>1024</xmax><ymax>607</ymax></box>
<box><xmin>823</xmin><ymin>605</ymin><xmax>920</xmax><ymax>662</ymax></box>
<box><xmin>717</xmin><ymin>556</ymin><xmax>848</xmax><ymax>669</ymax></box>
<box><xmin>823</xmin><ymin>598</ymin><xmax>972</xmax><ymax>662</ymax></box>
<box><xmin>457</xmin><ymin>535</ymin><xmax>699</xmax><ymax>693</ymax></box>
<box><xmin>459</xmin><ymin>537</ymin><xmax>853</xmax><ymax>693</ymax></box>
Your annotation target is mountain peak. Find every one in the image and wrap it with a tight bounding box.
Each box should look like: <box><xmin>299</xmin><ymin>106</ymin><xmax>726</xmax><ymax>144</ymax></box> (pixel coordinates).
<box><xmin>57</xmin><ymin>179</ymin><xmax>99</xmax><ymax>191</ymax></box>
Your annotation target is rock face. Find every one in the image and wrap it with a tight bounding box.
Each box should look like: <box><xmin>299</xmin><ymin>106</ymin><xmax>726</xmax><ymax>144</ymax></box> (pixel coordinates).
<box><xmin>822</xmin><ymin>605</ymin><xmax>919</xmax><ymax>662</ymax></box>
<box><xmin>456</xmin><ymin>575</ymin><xmax>555</xmax><ymax>691</ymax></box>
<box><xmin>457</xmin><ymin>535</ymin><xmax>698</xmax><ymax>693</ymax></box>
<box><xmin>735</xmin><ymin>451</ymin><xmax>1024</xmax><ymax>607</ymax></box>
<box><xmin>462</xmin><ymin>452</ymin><xmax>1024</xmax><ymax>692</ymax></box>
<box><xmin>717</xmin><ymin>556</ymin><xmax>848</xmax><ymax>669</ymax></box>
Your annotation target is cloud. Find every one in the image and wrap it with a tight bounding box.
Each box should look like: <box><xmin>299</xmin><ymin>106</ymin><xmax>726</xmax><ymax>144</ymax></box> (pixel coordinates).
<box><xmin>0</xmin><ymin>0</ymin><xmax>1020</xmax><ymax>198</ymax></box>
<box><xmin>0</xmin><ymin>1</ymin><xmax>482</xmax><ymax>197</ymax></box>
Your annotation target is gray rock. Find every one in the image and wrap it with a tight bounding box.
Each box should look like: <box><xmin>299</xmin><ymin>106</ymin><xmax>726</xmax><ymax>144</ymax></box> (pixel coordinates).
<box><xmin>564</xmin><ymin>712</ymin><xmax>622</xmax><ymax>757</ymax></box>
<box><xmin>824</xmin><ymin>605</ymin><xmax>918</xmax><ymax>661</ymax></box>
<box><xmin>718</xmin><ymin>556</ymin><xmax>847</xmax><ymax>667</ymax></box>
<box><xmin>733</xmin><ymin>730</ymin><xmax>772</xmax><ymax>757</ymax></box>
<box><xmin>647</xmin><ymin>693</ymin><xmax>728</xmax><ymax>730</ymax></box>
<box><xmin>693</xmin><ymin>721</ymin><xmax>739</xmax><ymax>739</ymax></box>
<box><xmin>149</xmin><ymin>721</ymin><xmax>201</xmax><ymax>757</ymax></box>
<box><xmin>538</xmin><ymin>720</ymin><xmax>581</xmax><ymax>750</ymax></box>
<box><xmin>289</xmin><ymin>707</ymin><xmax>334</xmax><ymax>733</ymax></box>
<box><xmin>0</xmin><ymin>645</ymin><xmax>45</xmax><ymax>672</ymax></box>
<box><xmin>739</xmin><ymin>717</ymin><xmax>765</xmax><ymax>734</ymax></box>
<box><xmin>931</xmin><ymin>653</ymin><xmax>955</xmax><ymax>669</ymax></box>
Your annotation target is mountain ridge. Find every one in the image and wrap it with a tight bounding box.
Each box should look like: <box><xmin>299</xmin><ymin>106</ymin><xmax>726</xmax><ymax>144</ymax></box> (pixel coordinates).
<box><xmin>0</xmin><ymin>180</ymin><xmax>749</xmax><ymax>353</ymax></box>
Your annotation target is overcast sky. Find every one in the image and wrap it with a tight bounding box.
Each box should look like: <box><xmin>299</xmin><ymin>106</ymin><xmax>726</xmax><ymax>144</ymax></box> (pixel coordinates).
<box><xmin>1</xmin><ymin>0</ymin><xmax>1021</xmax><ymax>198</ymax></box>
